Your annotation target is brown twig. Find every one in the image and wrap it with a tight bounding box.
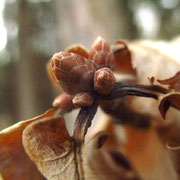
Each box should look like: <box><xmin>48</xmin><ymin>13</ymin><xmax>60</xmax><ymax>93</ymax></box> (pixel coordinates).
<box><xmin>98</xmin><ymin>81</ymin><xmax>168</xmax><ymax>100</ymax></box>
<box><xmin>73</xmin><ymin>100</ymin><xmax>98</xmax><ymax>144</ymax></box>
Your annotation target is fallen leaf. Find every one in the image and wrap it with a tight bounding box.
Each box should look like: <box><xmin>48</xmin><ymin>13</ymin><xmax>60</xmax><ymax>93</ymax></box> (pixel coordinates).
<box><xmin>159</xmin><ymin>92</ymin><xmax>180</xmax><ymax>118</ymax></box>
<box><xmin>22</xmin><ymin>115</ymin><xmax>78</xmax><ymax>180</ymax></box>
<box><xmin>155</xmin><ymin>71</ymin><xmax>180</xmax><ymax>118</ymax></box>
<box><xmin>0</xmin><ymin>109</ymin><xmax>55</xmax><ymax>180</ymax></box>
<box><xmin>117</xmin><ymin>39</ymin><xmax>180</xmax><ymax>122</ymax></box>
<box><xmin>85</xmin><ymin>131</ymin><xmax>141</xmax><ymax>180</ymax></box>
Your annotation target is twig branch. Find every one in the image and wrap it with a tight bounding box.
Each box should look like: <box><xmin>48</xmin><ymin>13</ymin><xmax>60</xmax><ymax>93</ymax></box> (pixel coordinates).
<box><xmin>99</xmin><ymin>81</ymin><xmax>167</xmax><ymax>100</ymax></box>
<box><xmin>73</xmin><ymin>100</ymin><xmax>98</xmax><ymax>143</ymax></box>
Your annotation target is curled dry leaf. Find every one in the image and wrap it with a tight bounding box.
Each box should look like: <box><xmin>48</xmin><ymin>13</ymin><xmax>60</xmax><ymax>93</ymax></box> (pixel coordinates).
<box><xmin>0</xmin><ymin>109</ymin><xmax>55</xmax><ymax>180</ymax></box>
<box><xmin>129</xmin><ymin>40</ymin><xmax>180</xmax><ymax>84</ymax></box>
<box><xmin>22</xmin><ymin>116</ymin><xmax>78</xmax><ymax>180</ymax></box>
<box><xmin>159</xmin><ymin>92</ymin><xmax>180</xmax><ymax>118</ymax></box>
<box><xmin>111</xmin><ymin>38</ymin><xmax>180</xmax><ymax>122</ymax></box>
<box><xmin>157</xmin><ymin>71</ymin><xmax>180</xmax><ymax>91</ymax></box>
<box><xmin>156</xmin><ymin>71</ymin><xmax>180</xmax><ymax>118</ymax></box>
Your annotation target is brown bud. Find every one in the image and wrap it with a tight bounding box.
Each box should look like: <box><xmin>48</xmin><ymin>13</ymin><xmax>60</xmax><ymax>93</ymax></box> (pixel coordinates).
<box><xmin>94</xmin><ymin>67</ymin><xmax>115</xmax><ymax>94</ymax></box>
<box><xmin>72</xmin><ymin>93</ymin><xmax>94</xmax><ymax>108</ymax></box>
<box><xmin>89</xmin><ymin>36</ymin><xmax>115</xmax><ymax>70</ymax></box>
<box><xmin>52</xmin><ymin>93</ymin><xmax>73</xmax><ymax>110</ymax></box>
<box><xmin>51</xmin><ymin>52</ymin><xmax>95</xmax><ymax>95</ymax></box>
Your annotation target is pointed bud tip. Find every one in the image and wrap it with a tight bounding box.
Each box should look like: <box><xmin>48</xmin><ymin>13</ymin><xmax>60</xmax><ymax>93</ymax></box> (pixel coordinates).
<box><xmin>92</xmin><ymin>36</ymin><xmax>105</xmax><ymax>46</ymax></box>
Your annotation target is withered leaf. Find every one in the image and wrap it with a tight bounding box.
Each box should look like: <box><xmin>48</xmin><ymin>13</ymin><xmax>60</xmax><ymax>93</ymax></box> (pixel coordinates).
<box><xmin>124</xmin><ymin>125</ymin><xmax>178</xmax><ymax>180</ymax></box>
<box><xmin>88</xmin><ymin>114</ymin><xmax>178</xmax><ymax>180</ymax></box>
<box><xmin>0</xmin><ymin>109</ymin><xmax>55</xmax><ymax>180</ymax></box>
<box><xmin>111</xmin><ymin>40</ymin><xmax>136</xmax><ymax>75</ymax></box>
<box><xmin>157</xmin><ymin>71</ymin><xmax>180</xmax><ymax>91</ymax></box>
<box><xmin>159</xmin><ymin>93</ymin><xmax>180</xmax><ymax>118</ymax></box>
<box><xmin>129</xmin><ymin>41</ymin><xmax>180</xmax><ymax>84</ymax></box>
<box><xmin>156</xmin><ymin>71</ymin><xmax>180</xmax><ymax>118</ymax></box>
<box><xmin>22</xmin><ymin>115</ymin><xmax>78</xmax><ymax>180</ymax></box>
<box><xmin>115</xmin><ymin>39</ymin><xmax>180</xmax><ymax>122</ymax></box>
<box><xmin>85</xmin><ymin>127</ymin><xmax>141</xmax><ymax>180</ymax></box>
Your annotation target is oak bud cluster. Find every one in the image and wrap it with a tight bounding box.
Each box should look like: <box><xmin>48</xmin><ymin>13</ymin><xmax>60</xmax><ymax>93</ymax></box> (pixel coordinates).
<box><xmin>50</xmin><ymin>36</ymin><xmax>117</xmax><ymax>109</ymax></box>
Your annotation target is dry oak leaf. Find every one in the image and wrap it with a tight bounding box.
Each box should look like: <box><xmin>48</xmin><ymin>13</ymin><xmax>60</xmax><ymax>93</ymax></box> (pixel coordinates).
<box><xmin>0</xmin><ymin>109</ymin><xmax>55</xmax><ymax>180</ymax></box>
<box><xmin>22</xmin><ymin>115</ymin><xmax>78</xmax><ymax>180</ymax></box>
<box><xmin>0</xmin><ymin>109</ymin><xmax>87</xmax><ymax>180</ymax></box>
<box><xmin>111</xmin><ymin>37</ymin><xmax>180</xmax><ymax>122</ymax></box>
<box><xmin>85</xmin><ymin>123</ymin><xmax>142</xmax><ymax>180</ymax></box>
<box><xmin>156</xmin><ymin>71</ymin><xmax>180</xmax><ymax>118</ymax></box>
<box><xmin>129</xmin><ymin>38</ymin><xmax>180</xmax><ymax>84</ymax></box>
<box><xmin>88</xmin><ymin>114</ymin><xmax>178</xmax><ymax>180</ymax></box>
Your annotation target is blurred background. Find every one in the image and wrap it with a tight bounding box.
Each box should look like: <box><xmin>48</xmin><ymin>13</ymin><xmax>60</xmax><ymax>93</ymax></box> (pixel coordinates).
<box><xmin>0</xmin><ymin>0</ymin><xmax>180</xmax><ymax>130</ymax></box>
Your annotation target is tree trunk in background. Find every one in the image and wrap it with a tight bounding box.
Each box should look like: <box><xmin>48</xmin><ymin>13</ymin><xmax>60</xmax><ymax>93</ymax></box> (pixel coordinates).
<box><xmin>16</xmin><ymin>0</ymin><xmax>41</xmax><ymax>120</ymax></box>
<box><xmin>0</xmin><ymin>63</ymin><xmax>19</xmax><ymax>129</ymax></box>
<box><xmin>15</xmin><ymin>0</ymin><xmax>54</xmax><ymax>121</ymax></box>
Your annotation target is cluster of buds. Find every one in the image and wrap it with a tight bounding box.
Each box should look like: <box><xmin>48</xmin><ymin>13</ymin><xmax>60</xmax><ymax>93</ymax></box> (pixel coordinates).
<box><xmin>50</xmin><ymin>36</ymin><xmax>117</xmax><ymax>109</ymax></box>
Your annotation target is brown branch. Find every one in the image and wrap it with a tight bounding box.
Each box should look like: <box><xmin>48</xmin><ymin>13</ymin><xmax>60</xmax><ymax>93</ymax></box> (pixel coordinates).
<box><xmin>73</xmin><ymin>100</ymin><xmax>98</xmax><ymax>144</ymax></box>
<box><xmin>98</xmin><ymin>81</ymin><xmax>168</xmax><ymax>100</ymax></box>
